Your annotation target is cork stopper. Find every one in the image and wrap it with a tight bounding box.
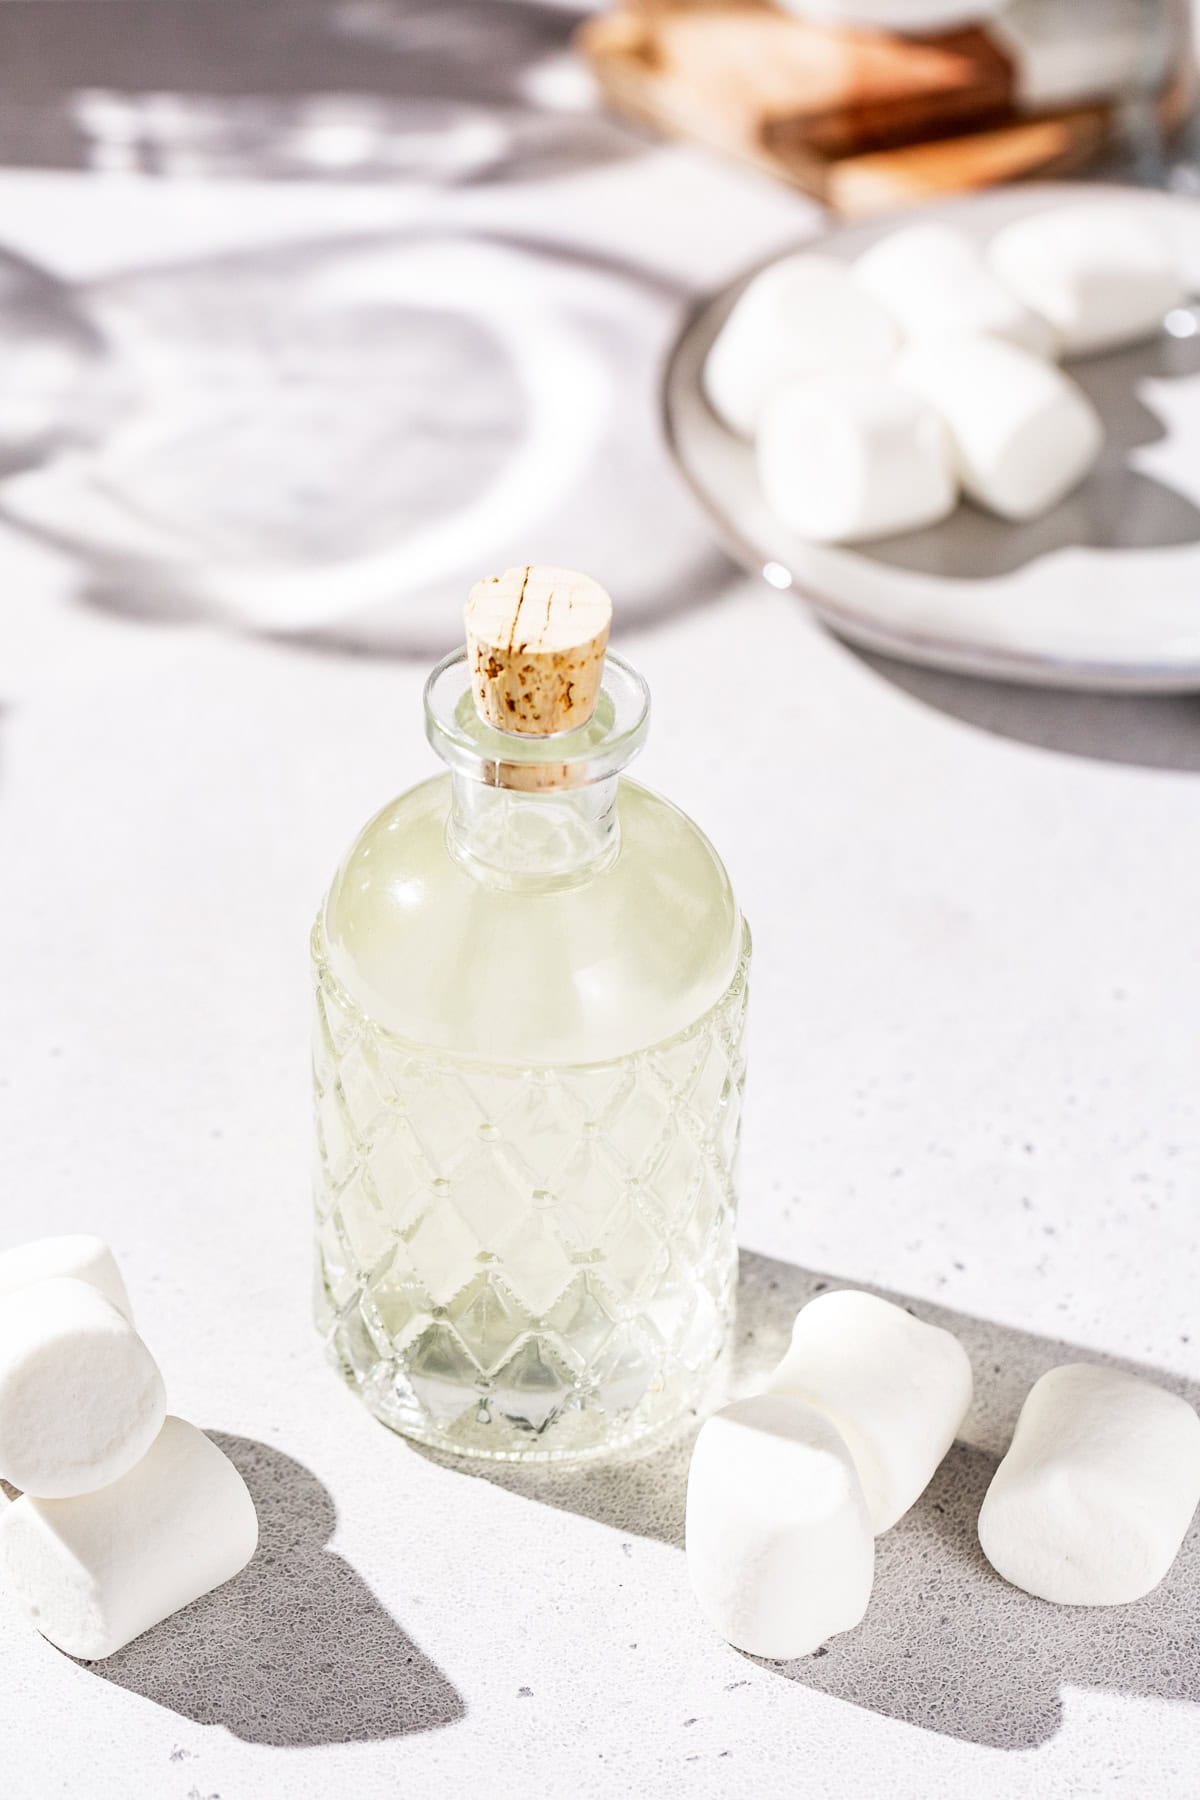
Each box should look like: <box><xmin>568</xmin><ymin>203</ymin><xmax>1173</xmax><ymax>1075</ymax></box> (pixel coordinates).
<box><xmin>465</xmin><ymin>565</ymin><xmax>612</xmax><ymax>736</ymax></box>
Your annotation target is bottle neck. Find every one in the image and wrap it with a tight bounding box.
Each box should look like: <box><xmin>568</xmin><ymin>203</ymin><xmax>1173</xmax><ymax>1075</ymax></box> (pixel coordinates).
<box><xmin>446</xmin><ymin>770</ymin><xmax>621</xmax><ymax>893</ymax></box>
<box><xmin>425</xmin><ymin>647</ymin><xmax>649</xmax><ymax>893</ymax></box>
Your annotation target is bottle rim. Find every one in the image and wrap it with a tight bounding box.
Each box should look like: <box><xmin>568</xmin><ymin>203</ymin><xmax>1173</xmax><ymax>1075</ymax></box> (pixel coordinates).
<box><xmin>424</xmin><ymin>648</ymin><xmax>650</xmax><ymax>790</ymax></box>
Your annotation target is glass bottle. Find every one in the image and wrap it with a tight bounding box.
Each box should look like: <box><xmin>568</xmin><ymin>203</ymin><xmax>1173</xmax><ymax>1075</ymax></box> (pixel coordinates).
<box><xmin>311</xmin><ymin>566</ymin><xmax>750</xmax><ymax>1461</ymax></box>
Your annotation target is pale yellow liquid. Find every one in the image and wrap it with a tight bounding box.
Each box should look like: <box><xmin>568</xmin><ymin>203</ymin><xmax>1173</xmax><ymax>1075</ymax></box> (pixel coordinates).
<box><xmin>313</xmin><ymin>774</ymin><xmax>749</xmax><ymax>1459</ymax></box>
<box><xmin>322</xmin><ymin>776</ymin><xmax>743</xmax><ymax>1065</ymax></box>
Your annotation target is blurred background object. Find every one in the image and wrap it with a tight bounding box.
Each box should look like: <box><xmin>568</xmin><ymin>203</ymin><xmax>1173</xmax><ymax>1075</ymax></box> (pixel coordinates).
<box><xmin>0</xmin><ymin>227</ymin><xmax>730</xmax><ymax>650</ymax></box>
<box><xmin>0</xmin><ymin>2</ymin><xmax>630</xmax><ymax>184</ymax></box>
<box><xmin>580</xmin><ymin>0</ymin><xmax>1195</xmax><ymax>212</ymax></box>
<box><xmin>0</xmin><ymin>0</ymin><xmax>1195</xmax><ymax>666</ymax></box>
<box><xmin>0</xmin><ymin>1</ymin><xmax>779</xmax><ymax>655</ymax></box>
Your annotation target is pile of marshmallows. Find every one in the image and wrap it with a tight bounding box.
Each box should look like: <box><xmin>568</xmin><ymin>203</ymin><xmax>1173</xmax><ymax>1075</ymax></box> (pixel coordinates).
<box><xmin>0</xmin><ymin>1235</ymin><xmax>257</xmax><ymax>1661</ymax></box>
<box><xmin>704</xmin><ymin>203</ymin><xmax>1188</xmax><ymax>543</ymax></box>
<box><xmin>687</xmin><ymin>1289</ymin><xmax>1200</xmax><ymax>1659</ymax></box>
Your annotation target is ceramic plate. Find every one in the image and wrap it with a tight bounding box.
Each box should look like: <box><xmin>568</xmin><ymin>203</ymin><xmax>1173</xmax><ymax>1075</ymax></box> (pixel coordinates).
<box><xmin>664</xmin><ymin>183</ymin><xmax>1200</xmax><ymax>691</ymax></box>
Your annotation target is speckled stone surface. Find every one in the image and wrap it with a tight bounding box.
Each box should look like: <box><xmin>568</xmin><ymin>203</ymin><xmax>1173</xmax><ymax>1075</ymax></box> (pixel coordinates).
<box><xmin>0</xmin><ymin>9</ymin><xmax>1199</xmax><ymax>1795</ymax></box>
<box><xmin>2</xmin><ymin>574</ymin><xmax>1197</xmax><ymax>1798</ymax></box>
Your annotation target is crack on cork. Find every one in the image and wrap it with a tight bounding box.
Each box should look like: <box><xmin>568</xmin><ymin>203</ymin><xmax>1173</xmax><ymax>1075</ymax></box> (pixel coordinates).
<box><xmin>506</xmin><ymin>564</ymin><xmax>531</xmax><ymax>656</ymax></box>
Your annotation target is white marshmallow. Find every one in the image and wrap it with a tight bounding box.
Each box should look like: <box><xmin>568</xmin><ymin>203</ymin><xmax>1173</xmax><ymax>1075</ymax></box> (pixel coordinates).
<box><xmin>757</xmin><ymin>374</ymin><xmax>957</xmax><ymax>544</ymax></box>
<box><xmin>979</xmin><ymin>1364</ymin><xmax>1200</xmax><ymax>1607</ymax></box>
<box><xmin>0</xmin><ymin>1415</ymin><xmax>258</xmax><ymax>1659</ymax></box>
<box><xmin>704</xmin><ymin>253</ymin><xmax>897</xmax><ymax>438</ymax></box>
<box><xmin>896</xmin><ymin>336</ymin><xmax>1102</xmax><ymax>522</ymax></box>
<box><xmin>0</xmin><ymin>1235</ymin><xmax>133</xmax><ymax>1323</ymax></box>
<box><xmin>686</xmin><ymin>1393</ymin><xmax>874</xmax><ymax>1660</ymax></box>
<box><xmin>767</xmin><ymin>1289</ymin><xmax>972</xmax><ymax>1533</ymax></box>
<box><xmin>0</xmin><ymin>1277</ymin><xmax>165</xmax><ymax>1498</ymax></box>
<box><xmin>988</xmin><ymin>204</ymin><xmax>1184</xmax><ymax>357</ymax></box>
<box><xmin>853</xmin><ymin>222</ymin><xmax>1056</xmax><ymax>358</ymax></box>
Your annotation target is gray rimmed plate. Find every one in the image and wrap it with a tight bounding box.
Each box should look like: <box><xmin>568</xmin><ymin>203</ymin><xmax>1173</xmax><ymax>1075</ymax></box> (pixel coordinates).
<box><xmin>663</xmin><ymin>182</ymin><xmax>1200</xmax><ymax>692</ymax></box>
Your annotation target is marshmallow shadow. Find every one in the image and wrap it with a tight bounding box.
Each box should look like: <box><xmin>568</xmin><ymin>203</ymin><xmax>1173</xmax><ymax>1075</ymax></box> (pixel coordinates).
<box><xmin>444</xmin><ymin>1248</ymin><xmax>1200</xmax><ymax>1751</ymax></box>
<box><xmin>90</xmin><ymin>1434</ymin><xmax>464</xmax><ymax>1746</ymax></box>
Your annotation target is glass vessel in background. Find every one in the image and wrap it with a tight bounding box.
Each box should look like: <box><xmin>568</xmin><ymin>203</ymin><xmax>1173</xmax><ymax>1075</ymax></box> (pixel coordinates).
<box><xmin>311</xmin><ymin>565</ymin><xmax>750</xmax><ymax>1461</ymax></box>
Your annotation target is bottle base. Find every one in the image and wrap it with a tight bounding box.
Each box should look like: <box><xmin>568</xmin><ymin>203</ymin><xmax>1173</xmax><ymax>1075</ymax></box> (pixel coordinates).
<box><xmin>319</xmin><ymin>1308</ymin><xmax>728</xmax><ymax>1465</ymax></box>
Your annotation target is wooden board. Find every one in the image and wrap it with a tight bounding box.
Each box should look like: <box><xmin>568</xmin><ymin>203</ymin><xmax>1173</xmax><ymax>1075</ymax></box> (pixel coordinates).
<box><xmin>577</xmin><ymin>1</ymin><xmax>1117</xmax><ymax>214</ymax></box>
<box><xmin>829</xmin><ymin>109</ymin><xmax>1110</xmax><ymax>216</ymax></box>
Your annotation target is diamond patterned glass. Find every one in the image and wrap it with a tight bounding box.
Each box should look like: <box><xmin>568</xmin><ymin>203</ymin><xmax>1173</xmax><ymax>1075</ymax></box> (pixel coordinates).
<box><xmin>313</xmin><ymin>926</ymin><xmax>750</xmax><ymax>1461</ymax></box>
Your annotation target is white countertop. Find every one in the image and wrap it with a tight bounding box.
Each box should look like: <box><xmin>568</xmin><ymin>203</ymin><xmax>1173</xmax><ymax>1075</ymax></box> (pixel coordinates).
<box><xmin>0</xmin><ymin>7</ymin><xmax>1198</xmax><ymax>1795</ymax></box>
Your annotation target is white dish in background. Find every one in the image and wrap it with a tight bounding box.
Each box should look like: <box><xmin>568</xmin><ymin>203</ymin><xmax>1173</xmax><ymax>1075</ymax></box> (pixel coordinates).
<box><xmin>664</xmin><ymin>183</ymin><xmax>1200</xmax><ymax>692</ymax></box>
<box><xmin>774</xmin><ymin>0</ymin><xmax>1007</xmax><ymax>27</ymax></box>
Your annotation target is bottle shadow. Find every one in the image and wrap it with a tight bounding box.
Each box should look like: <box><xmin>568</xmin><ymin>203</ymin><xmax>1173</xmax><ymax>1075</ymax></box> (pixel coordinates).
<box><xmin>441</xmin><ymin>1248</ymin><xmax>1200</xmax><ymax>1751</ymax></box>
<box><xmin>91</xmin><ymin>1434</ymin><xmax>465</xmax><ymax>1746</ymax></box>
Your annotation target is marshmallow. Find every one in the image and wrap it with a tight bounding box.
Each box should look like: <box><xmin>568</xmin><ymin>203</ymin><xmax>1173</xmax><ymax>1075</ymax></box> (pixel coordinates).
<box><xmin>0</xmin><ymin>1415</ymin><xmax>258</xmax><ymax>1659</ymax></box>
<box><xmin>896</xmin><ymin>336</ymin><xmax>1102</xmax><ymax>522</ymax></box>
<box><xmin>686</xmin><ymin>1394</ymin><xmax>873</xmax><ymax>1659</ymax></box>
<box><xmin>853</xmin><ymin>222</ymin><xmax>1056</xmax><ymax>359</ymax></box>
<box><xmin>988</xmin><ymin>204</ymin><xmax>1184</xmax><ymax>358</ymax></box>
<box><xmin>757</xmin><ymin>374</ymin><xmax>956</xmax><ymax>544</ymax></box>
<box><xmin>704</xmin><ymin>253</ymin><xmax>897</xmax><ymax>438</ymax></box>
<box><xmin>978</xmin><ymin>1364</ymin><xmax>1200</xmax><ymax>1607</ymax></box>
<box><xmin>0</xmin><ymin>1235</ymin><xmax>133</xmax><ymax>1323</ymax></box>
<box><xmin>767</xmin><ymin>1289</ymin><xmax>972</xmax><ymax>1533</ymax></box>
<box><xmin>0</xmin><ymin>1278</ymin><xmax>165</xmax><ymax>1498</ymax></box>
